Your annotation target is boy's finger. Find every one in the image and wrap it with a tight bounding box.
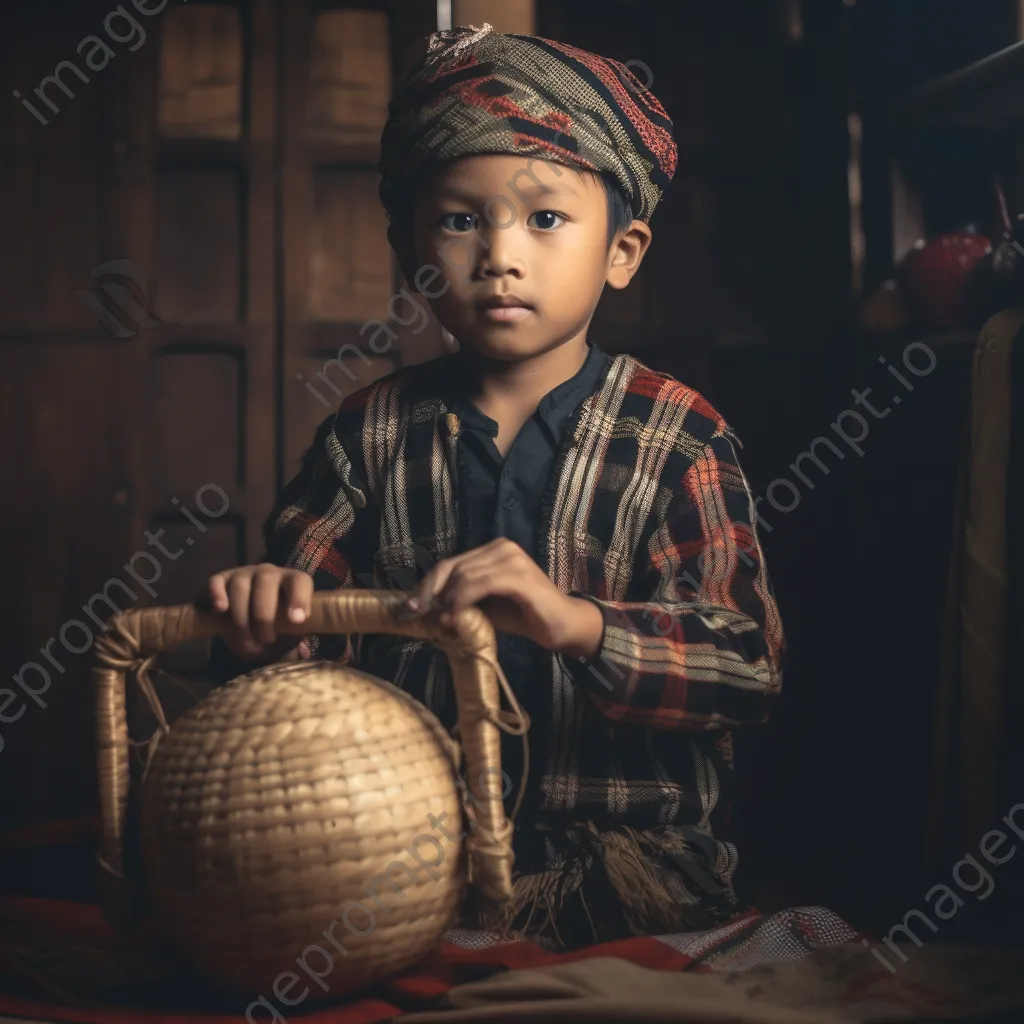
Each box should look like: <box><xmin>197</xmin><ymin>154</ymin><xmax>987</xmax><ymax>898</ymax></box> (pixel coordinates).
<box><xmin>283</xmin><ymin>572</ymin><xmax>313</xmax><ymax>623</ymax></box>
<box><xmin>407</xmin><ymin>556</ymin><xmax>460</xmax><ymax>612</ymax></box>
<box><xmin>250</xmin><ymin>569</ymin><xmax>280</xmax><ymax>644</ymax></box>
<box><xmin>436</xmin><ymin>549</ymin><xmax>522</xmax><ymax>605</ymax></box>
<box><xmin>208</xmin><ymin>573</ymin><xmax>229</xmax><ymax>611</ymax></box>
<box><xmin>444</xmin><ymin>568</ymin><xmax>519</xmax><ymax>614</ymax></box>
<box><xmin>226</xmin><ymin>573</ymin><xmax>253</xmax><ymax>633</ymax></box>
<box><xmin>406</xmin><ymin>540</ymin><xmax>519</xmax><ymax>612</ymax></box>
<box><xmin>436</xmin><ymin>545</ymin><xmax>516</xmax><ymax>599</ymax></box>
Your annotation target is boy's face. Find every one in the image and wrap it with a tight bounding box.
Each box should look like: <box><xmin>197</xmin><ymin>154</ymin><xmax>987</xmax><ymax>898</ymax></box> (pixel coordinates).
<box><xmin>400</xmin><ymin>154</ymin><xmax>651</xmax><ymax>362</ymax></box>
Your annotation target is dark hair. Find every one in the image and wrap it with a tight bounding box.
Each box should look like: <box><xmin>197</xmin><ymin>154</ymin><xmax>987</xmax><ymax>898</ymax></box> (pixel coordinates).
<box><xmin>599</xmin><ymin>172</ymin><xmax>635</xmax><ymax>248</ymax></box>
<box><xmin>387</xmin><ymin>164</ymin><xmax>635</xmax><ymax>264</ymax></box>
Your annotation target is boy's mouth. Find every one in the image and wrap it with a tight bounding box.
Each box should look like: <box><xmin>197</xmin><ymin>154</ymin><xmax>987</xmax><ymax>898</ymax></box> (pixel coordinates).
<box><xmin>476</xmin><ymin>293</ymin><xmax>535</xmax><ymax>323</ymax></box>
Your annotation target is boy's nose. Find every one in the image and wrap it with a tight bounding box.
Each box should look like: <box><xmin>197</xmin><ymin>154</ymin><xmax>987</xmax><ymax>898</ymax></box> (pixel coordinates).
<box><xmin>477</xmin><ymin>224</ymin><xmax>526</xmax><ymax>279</ymax></box>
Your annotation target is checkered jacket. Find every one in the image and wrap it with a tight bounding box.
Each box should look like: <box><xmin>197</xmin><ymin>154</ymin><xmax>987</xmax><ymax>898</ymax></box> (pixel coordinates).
<box><xmin>263</xmin><ymin>352</ymin><xmax>784</xmax><ymax>844</ymax></box>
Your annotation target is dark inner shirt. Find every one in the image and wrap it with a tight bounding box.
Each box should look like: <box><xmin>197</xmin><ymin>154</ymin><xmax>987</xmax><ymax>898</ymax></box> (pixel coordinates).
<box><xmin>451</xmin><ymin>342</ymin><xmax>611</xmax><ymax>814</ymax></box>
<box><xmin>455</xmin><ymin>342</ymin><xmax>611</xmax><ymax>557</ymax></box>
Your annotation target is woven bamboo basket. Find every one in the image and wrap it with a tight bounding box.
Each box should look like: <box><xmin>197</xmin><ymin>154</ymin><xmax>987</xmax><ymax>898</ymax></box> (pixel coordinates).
<box><xmin>92</xmin><ymin>590</ymin><xmax>526</xmax><ymax>999</ymax></box>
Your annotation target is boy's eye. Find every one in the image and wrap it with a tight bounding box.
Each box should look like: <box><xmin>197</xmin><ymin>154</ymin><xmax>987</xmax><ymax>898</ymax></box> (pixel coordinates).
<box><xmin>440</xmin><ymin>212</ymin><xmax>478</xmax><ymax>232</ymax></box>
<box><xmin>528</xmin><ymin>211</ymin><xmax>566</xmax><ymax>231</ymax></box>
<box><xmin>438</xmin><ymin>210</ymin><xmax>565</xmax><ymax>232</ymax></box>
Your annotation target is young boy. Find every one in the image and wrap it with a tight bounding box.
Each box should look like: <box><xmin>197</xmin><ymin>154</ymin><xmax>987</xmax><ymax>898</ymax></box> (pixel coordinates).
<box><xmin>207</xmin><ymin>23</ymin><xmax>783</xmax><ymax>948</ymax></box>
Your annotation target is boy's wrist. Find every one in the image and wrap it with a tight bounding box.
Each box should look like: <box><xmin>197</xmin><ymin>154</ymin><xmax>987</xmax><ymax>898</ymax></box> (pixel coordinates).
<box><xmin>553</xmin><ymin>595</ymin><xmax>604</xmax><ymax>660</ymax></box>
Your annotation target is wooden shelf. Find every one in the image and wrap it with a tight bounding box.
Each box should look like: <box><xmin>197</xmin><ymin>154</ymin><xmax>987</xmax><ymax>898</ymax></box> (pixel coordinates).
<box><xmin>893</xmin><ymin>40</ymin><xmax>1024</xmax><ymax>130</ymax></box>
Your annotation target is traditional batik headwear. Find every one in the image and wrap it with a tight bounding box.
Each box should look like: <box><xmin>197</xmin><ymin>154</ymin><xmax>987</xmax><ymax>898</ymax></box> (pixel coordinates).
<box><xmin>378</xmin><ymin>23</ymin><xmax>678</xmax><ymax>226</ymax></box>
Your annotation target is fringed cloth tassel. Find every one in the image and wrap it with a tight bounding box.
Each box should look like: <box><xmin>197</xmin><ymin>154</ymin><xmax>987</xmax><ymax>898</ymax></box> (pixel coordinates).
<box><xmin>457</xmin><ymin>821</ymin><xmax>744</xmax><ymax>950</ymax></box>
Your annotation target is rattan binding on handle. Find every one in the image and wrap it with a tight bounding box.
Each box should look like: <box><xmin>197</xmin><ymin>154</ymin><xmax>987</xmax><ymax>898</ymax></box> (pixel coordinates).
<box><xmin>92</xmin><ymin>590</ymin><xmax>518</xmax><ymax>924</ymax></box>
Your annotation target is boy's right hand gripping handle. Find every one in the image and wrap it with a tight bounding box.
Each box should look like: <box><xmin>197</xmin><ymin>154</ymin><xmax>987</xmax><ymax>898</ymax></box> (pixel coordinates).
<box><xmin>92</xmin><ymin>589</ymin><xmax>522</xmax><ymax>914</ymax></box>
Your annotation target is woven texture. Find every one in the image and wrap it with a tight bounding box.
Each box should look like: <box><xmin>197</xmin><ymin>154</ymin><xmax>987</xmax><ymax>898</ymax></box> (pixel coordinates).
<box><xmin>141</xmin><ymin>662</ymin><xmax>465</xmax><ymax>996</ymax></box>
<box><xmin>442</xmin><ymin>906</ymin><xmax>859</xmax><ymax>963</ymax></box>
<box><xmin>378</xmin><ymin>23</ymin><xmax>678</xmax><ymax>225</ymax></box>
<box><xmin>652</xmin><ymin>906</ymin><xmax>859</xmax><ymax>969</ymax></box>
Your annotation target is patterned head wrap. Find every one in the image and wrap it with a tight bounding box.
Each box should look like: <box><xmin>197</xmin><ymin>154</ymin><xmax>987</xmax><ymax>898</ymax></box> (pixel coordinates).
<box><xmin>378</xmin><ymin>23</ymin><xmax>678</xmax><ymax>227</ymax></box>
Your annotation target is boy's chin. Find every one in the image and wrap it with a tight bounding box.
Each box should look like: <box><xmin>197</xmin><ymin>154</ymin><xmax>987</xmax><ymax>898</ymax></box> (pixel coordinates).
<box><xmin>454</xmin><ymin>332</ymin><xmax>562</xmax><ymax>362</ymax></box>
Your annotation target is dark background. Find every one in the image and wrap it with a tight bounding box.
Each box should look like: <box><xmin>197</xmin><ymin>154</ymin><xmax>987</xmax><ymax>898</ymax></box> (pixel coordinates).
<box><xmin>0</xmin><ymin>0</ymin><xmax>1021</xmax><ymax>943</ymax></box>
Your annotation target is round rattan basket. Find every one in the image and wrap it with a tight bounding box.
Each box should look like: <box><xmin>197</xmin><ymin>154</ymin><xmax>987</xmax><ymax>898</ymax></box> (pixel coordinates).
<box><xmin>92</xmin><ymin>590</ymin><xmax>524</xmax><ymax>999</ymax></box>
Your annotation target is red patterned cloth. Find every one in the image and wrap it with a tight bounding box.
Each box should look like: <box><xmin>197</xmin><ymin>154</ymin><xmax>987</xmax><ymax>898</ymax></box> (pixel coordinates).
<box><xmin>0</xmin><ymin>898</ymin><xmax>861</xmax><ymax>1024</ymax></box>
<box><xmin>8</xmin><ymin>898</ymin><xmax>1024</xmax><ymax>1022</ymax></box>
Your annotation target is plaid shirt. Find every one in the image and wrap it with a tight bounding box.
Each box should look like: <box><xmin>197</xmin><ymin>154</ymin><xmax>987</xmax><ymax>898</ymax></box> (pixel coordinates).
<box><xmin>263</xmin><ymin>351</ymin><xmax>784</xmax><ymax>874</ymax></box>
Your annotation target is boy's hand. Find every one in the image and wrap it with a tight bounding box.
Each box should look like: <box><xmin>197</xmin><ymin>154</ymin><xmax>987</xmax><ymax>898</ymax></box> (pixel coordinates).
<box><xmin>403</xmin><ymin>538</ymin><xmax>603</xmax><ymax>659</ymax></box>
<box><xmin>207</xmin><ymin>564</ymin><xmax>313</xmax><ymax>662</ymax></box>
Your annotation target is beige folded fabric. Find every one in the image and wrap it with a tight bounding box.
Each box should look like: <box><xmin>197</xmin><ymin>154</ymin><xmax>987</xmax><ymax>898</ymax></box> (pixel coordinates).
<box><xmin>395</xmin><ymin>942</ymin><xmax>1024</xmax><ymax>1023</ymax></box>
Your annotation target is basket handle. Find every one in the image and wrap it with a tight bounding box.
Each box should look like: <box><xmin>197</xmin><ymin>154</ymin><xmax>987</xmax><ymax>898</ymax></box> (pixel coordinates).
<box><xmin>92</xmin><ymin>589</ymin><xmax>520</xmax><ymax>915</ymax></box>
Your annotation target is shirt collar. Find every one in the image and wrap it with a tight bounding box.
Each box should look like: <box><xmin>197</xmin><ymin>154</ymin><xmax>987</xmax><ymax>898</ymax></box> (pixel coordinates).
<box><xmin>446</xmin><ymin>342</ymin><xmax>610</xmax><ymax>434</ymax></box>
<box><xmin>536</xmin><ymin>342</ymin><xmax>610</xmax><ymax>425</ymax></box>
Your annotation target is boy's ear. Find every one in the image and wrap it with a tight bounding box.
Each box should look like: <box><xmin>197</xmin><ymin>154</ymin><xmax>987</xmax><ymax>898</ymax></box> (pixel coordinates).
<box><xmin>606</xmin><ymin>220</ymin><xmax>653</xmax><ymax>290</ymax></box>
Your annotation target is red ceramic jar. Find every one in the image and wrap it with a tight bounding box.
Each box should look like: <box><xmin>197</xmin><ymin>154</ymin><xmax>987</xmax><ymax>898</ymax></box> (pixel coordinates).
<box><xmin>899</xmin><ymin>232</ymin><xmax>993</xmax><ymax>332</ymax></box>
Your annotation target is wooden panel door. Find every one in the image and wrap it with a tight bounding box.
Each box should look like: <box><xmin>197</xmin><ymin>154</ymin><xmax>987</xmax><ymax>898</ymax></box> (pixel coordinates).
<box><xmin>119</xmin><ymin>0</ymin><xmax>277</xmax><ymax>626</ymax></box>
<box><xmin>0</xmin><ymin>0</ymin><xmax>448</xmax><ymax>827</ymax></box>
<box><xmin>0</xmin><ymin>0</ymin><xmax>278</xmax><ymax>826</ymax></box>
